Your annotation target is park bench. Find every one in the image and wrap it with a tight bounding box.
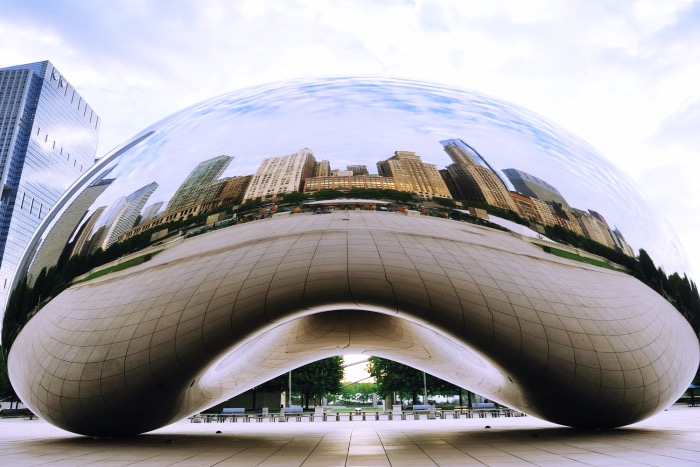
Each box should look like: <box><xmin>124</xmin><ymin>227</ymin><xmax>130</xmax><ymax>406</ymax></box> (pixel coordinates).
<box><xmin>0</xmin><ymin>408</ymin><xmax>36</xmax><ymax>420</ymax></box>
<box><xmin>278</xmin><ymin>406</ymin><xmax>304</xmax><ymax>422</ymax></box>
<box><xmin>451</xmin><ymin>406</ymin><xmax>472</xmax><ymax>419</ymax></box>
<box><xmin>220</xmin><ymin>407</ymin><xmax>247</xmax><ymax>422</ymax></box>
<box><xmin>501</xmin><ymin>407</ymin><xmax>526</xmax><ymax>417</ymax></box>
<box><xmin>471</xmin><ymin>402</ymin><xmax>500</xmax><ymax>418</ymax></box>
<box><xmin>411</xmin><ymin>404</ymin><xmax>436</xmax><ymax>420</ymax></box>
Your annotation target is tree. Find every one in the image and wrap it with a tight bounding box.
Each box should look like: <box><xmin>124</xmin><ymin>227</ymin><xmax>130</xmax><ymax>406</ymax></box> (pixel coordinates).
<box><xmin>280</xmin><ymin>192</ymin><xmax>308</xmax><ymax>204</ymax></box>
<box><xmin>432</xmin><ymin>197</ymin><xmax>455</xmax><ymax>208</ymax></box>
<box><xmin>294</xmin><ymin>356</ymin><xmax>344</xmax><ymax>409</ymax></box>
<box><xmin>0</xmin><ymin>347</ymin><xmax>18</xmax><ymax>404</ymax></box>
<box><xmin>256</xmin><ymin>356</ymin><xmax>344</xmax><ymax>409</ymax></box>
<box><xmin>638</xmin><ymin>249</ymin><xmax>660</xmax><ymax>288</ymax></box>
<box><xmin>367</xmin><ymin>357</ymin><xmax>461</xmax><ymax>405</ymax></box>
<box><xmin>340</xmin><ymin>381</ymin><xmax>377</xmax><ymax>404</ymax></box>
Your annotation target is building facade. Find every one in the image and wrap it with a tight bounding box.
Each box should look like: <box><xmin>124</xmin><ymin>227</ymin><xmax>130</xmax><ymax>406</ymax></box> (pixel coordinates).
<box><xmin>166</xmin><ymin>155</ymin><xmax>232</xmax><ymax>212</ymax></box>
<box><xmin>0</xmin><ymin>61</ymin><xmax>99</xmax><ymax>302</ymax></box>
<box><xmin>314</xmin><ymin>160</ymin><xmax>330</xmax><ymax>177</ymax></box>
<box><xmin>218</xmin><ymin>175</ymin><xmax>252</xmax><ymax>205</ymax></box>
<box><xmin>503</xmin><ymin>168</ymin><xmax>570</xmax><ymax>207</ymax></box>
<box><xmin>442</xmin><ymin>140</ymin><xmax>517</xmax><ymax>212</ymax></box>
<box><xmin>304</xmin><ymin>174</ymin><xmax>396</xmax><ymax>193</ymax></box>
<box><xmin>90</xmin><ymin>181</ymin><xmax>159</xmax><ymax>252</ymax></box>
<box><xmin>28</xmin><ymin>170</ymin><xmax>114</xmax><ymax>282</ymax></box>
<box><xmin>139</xmin><ymin>202</ymin><xmax>164</xmax><ymax>225</ymax></box>
<box><xmin>243</xmin><ymin>148</ymin><xmax>316</xmax><ymax>202</ymax></box>
<box><xmin>376</xmin><ymin>151</ymin><xmax>451</xmax><ymax>200</ymax></box>
<box><xmin>346</xmin><ymin>165</ymin><xmax>368</xmax><ymax>175</ymax></box>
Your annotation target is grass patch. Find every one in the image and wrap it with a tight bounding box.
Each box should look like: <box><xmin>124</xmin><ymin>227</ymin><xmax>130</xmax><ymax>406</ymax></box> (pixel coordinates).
<box><xmin>539</xmin><ymin>246</ymin><xmax>620</xmax><ymax>271</ymax></box>
<box><xmin>78</xmin><ymin>252</ymin><xmax>160</xmax><ymax>282</ymax></box>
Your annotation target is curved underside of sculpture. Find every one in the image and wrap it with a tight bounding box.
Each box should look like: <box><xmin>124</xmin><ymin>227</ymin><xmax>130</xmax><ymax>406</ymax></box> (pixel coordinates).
<box><xmin>8</xmin><ymin>211</ymin><xmax>700</xmax><ymax>436</ymax></box>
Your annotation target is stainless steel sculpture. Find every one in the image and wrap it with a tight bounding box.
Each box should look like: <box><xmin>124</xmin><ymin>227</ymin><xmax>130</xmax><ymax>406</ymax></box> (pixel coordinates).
<box><xmin>3</xmin><ymin>78</ymin><xmax>698</xmax><ymax>436</ymax></box>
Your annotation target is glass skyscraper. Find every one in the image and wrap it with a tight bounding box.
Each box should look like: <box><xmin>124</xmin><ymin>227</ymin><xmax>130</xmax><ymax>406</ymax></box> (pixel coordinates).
<box><xmin>166</xmin><ymin>155</ymin><xmax>232</xmax><ymax>212</ymax></box>
<box><xmin>0</xmin><ymin>60</ymin><xmax>99</xmax><ymax>307</ymax></box>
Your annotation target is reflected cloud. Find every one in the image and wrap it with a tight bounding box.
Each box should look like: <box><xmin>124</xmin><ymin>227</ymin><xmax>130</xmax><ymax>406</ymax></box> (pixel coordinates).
<box><xmin>4</xmin><ymin>76</ymin><xmax>690</xmax><ymax>345</ymax></box>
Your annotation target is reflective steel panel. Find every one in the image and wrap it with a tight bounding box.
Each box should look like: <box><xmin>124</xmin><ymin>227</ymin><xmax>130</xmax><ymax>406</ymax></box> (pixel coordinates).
<box><xmin>3</xmin><ymin>77</ymin><xmax>698</xmax><ymax>436</ymax></box>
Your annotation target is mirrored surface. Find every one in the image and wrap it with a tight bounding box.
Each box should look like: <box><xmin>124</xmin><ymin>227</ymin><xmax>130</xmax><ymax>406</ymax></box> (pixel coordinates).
<box><xmin>16</xmin><ymin>78</ymin><xmax>691</xmax><ymax>289</ymax></box>
<box><xmin>3</xmin><ymin>77</ymin><xmax>697</xmax><ymax>435</ymax></box>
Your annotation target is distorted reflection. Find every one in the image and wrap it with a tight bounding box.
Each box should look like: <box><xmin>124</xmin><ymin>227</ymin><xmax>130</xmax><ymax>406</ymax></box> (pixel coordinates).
<box><xmin>4</xmin><ymin>78</ymin><xmax>700</xmax><ymax>437</ymax></box>
<box><xmin>2</xmin><ymin>77</ymin><xmax>690</xmax><ymax>349</ymax></box>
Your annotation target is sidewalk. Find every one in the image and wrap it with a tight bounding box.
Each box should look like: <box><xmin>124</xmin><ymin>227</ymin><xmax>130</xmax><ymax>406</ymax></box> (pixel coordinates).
<box><xmin>1</xmin><ymin>405</ymin><xmax>698</xmax><ymax>466</ymax></box>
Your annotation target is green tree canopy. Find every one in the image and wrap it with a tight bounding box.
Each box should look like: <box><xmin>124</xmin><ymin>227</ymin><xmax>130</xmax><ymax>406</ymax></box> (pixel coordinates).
<box><xmin>257</xmin><ymin>356</ymin><xmax>344</xmax><ymax>409</ymax></box>
<box><xmin>367</xmin><ymin>357</ymin><xmax>460</xmax><ymax>405</ymax></box>
<box><xmin>339</xmin><ymin>381</ymin><xmax>377</xmax><ymax>404</ymax></box>
<box><xmin>0</xmin><ymin>347</ymin><xmax>18</xmax><ymax>402</ymax></box>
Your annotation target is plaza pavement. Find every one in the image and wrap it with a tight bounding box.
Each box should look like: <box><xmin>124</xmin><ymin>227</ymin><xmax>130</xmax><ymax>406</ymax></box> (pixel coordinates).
<box><xmin>0</xmin><ymin>405</ymin><xmax>699</xmax><ymax>466</ymax></box>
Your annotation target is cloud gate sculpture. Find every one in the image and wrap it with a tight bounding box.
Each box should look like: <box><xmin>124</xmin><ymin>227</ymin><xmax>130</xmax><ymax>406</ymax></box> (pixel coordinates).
<box><xmin>3</xmin><ymin>78</ymin><xmax>698</xmax><ymax>436</ymax></box>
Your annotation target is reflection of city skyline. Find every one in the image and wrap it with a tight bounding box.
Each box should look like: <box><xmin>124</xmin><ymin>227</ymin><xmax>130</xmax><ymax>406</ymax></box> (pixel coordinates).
<box><xmin>57</xmin><ymin>77</ymin><xmax>681</xmax><ymax>276</ymax></box>
<box><xmin>43</xmin><ymin>136</ymin><xmax>635</xmax><ymax>270</ymax></box>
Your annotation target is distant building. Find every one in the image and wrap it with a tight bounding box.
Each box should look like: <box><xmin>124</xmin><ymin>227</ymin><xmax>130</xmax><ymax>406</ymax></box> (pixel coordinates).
<box><xmin>28</xmin><ymin>170</ymin><xmax>114</xmax><ymax>281</ymax></box>
<box><xmin>570</xmin><ymin>208</ymin><xmax>613</xmax><ymax>246</ymax></box>
<box><xmin>91</xmin><ymin>182</ymin><xmax>158</xmax><ymax>252</ymax></box>
<box><xmin>503</xmin><ymin>168</ymin><xmax>569</xmax><ymax>208</ymax></box>
<box><xmin>70</xmin><ymin>206</ymin><xmax>105</xmax><ymax>258</ymax></box>
<box><xmin>346</xmin><ymin>165</ymin><xmax>369</xmax><ymax>175</ymax></box>
<box><xmin>441</xmin><ymin>140</ymin><xmax>516</xmax><ymax>212</ymax></box>
<box><xmin>376</xmin><ymin>151</ymin><xmax>451</xmax><ymax>200</ymax></box>
<box><xmin>304</xmin><ymin>175</ymin><xmax>396</xmax><ymax>193</ymax></box>
<box><xmin>612</xmin><ymin>227</ymin><xmax>635</xmax><ymax>257</ymax></box>
<box><xmin>243</xmin><ymin>148</ymin><xmax>316</xmax><ymax>202</ymax></box>
<box><xmin>0</xmin><ymin>60</ymin><xmax>99</xmax><ymax>300</ymax></box>
<box><xmin>330</xmin><ymin>169</ymin><xmax>354</xmax><ymax>177</ymax></box>
<box><xmin>440</xmin><ymin>138</ymin><xmax>501</xmax><ymax>176</ymax></box>
<box><xmin>166</xmin><ymin>155</ymin><xmax>232</xmax><ymax>212</ymax></box>
<box><xmin>314</xmin><ymin>160</ymin><xmax>330</xmax><ymax>177</ymax></box>
<box><xmin>548</xmin><ymin>202</ymin><xmax>585</xmax><ymax>237</ymax></box>
<box><xmin>439</xmin><ymin>169</ymin><xmax>460</xmax><ymax>200</ymax></box>
<box><xmin>218</xmin><ymin>175</ymin><xmax>252</xmax><ymax>205</ymax></box>
<box><xmin>139</xmin><ymin>202</ymin><xmax>164</xmax><ymax>225</ymax></box>
<box><xmin>117</xmin><ymin>175</ymin><xmax>252</xmax><ymax>243</ymax></box>
<box><xmin>509</xmin><ymin>191</ymin><xmax>555</xmax><ymax>226</ymax></box>
<box><xmin>588</xmin><ymin>210</ymin><xmax>610</xmax><ymax>230</ymax></box>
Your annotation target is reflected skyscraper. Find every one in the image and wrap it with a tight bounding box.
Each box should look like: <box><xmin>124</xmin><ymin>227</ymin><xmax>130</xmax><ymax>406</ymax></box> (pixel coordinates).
<box><xmin>503</xmin><ymin>168</ymin><xmax>569</xmax><ymax>208</ymax></box>
<box><xmin>244</xmin><ymin>148</ymin><xmax>316</xmax><ymax>202</ymax></box>
<box><xmin>613</xmin><ymin>227</ymin><xmax>635</xmax><ymax>257</ymax></box>
<box><xmin>139</xmin><ymin>202</ymin><xmax>164</xmax><ymax>225</ymax></box>
<box><xmin>376</xmin><ymin>151</ymin><xmax>451</xmax><ymax>200</ymax></box>
<box><xmin>0</xmin><ymin>61</ymin><xmax>99</xmax><ymax>303</ymax></box>
<box><xmin>28</xmin><ymin>169</ymin><xmax>114</xmax><ymax>281</ymax></box>
<box><xmin>314</xmin><ymin>160</ymin><xmax>331</xmax><ymax>177</ymax></box>
<box><xmin>347</xmin><ymin>165</ymin><xmax>368</xmax><ymax>175</ymax></box>
<box><xmin>91</xmin><ymin>182</ymin><xmax>158</xmax><ymax>252</ymax></box>
<box><xmin>70</xmin><ymin>206</ymin><xmax>105</xmax><ymax>258</ymax></box>
<box><xmin>166</xmin><ymin>155</ymin><xmax>232</xmax><ymax>212</ymax></box>
<box><xmin>441</xmin><ymin>139</ymin><xmax>516</xmax><ymax>211</ymax></box>
<box><xmin>304</xmin><ymin>174</ymin><xmax>395</xmax><ymax>193</ymax></box>
<box><xmin>570</xmin><ymin>207</ymin><xmax>613</xmax><ymax>246</ymax></box>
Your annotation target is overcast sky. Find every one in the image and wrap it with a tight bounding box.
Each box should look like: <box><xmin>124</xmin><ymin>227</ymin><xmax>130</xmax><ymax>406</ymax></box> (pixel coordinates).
<box><xmin>1</xmin><ymin>0</ymin><xmax>699</xmax><ymax>282</ymax></box>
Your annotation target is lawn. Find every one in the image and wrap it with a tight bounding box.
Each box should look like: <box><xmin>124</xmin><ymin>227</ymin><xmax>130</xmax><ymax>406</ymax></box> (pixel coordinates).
<box><xmin>77</xmin><ymin>252</ymin><xmax>160</xmax><ymax>282</ymax></box>
<box><xmin>539</xmin><ymin>246</ymin><xmax>621</xmax><ymax>271</ymax></box>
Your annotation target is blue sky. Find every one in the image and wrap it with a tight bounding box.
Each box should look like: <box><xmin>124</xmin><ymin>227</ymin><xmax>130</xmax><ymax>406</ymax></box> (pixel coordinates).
<box><xmin>1</xmin><ymin>0</ymin><xmax>699</xmax><ymax>280</ymax></box>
